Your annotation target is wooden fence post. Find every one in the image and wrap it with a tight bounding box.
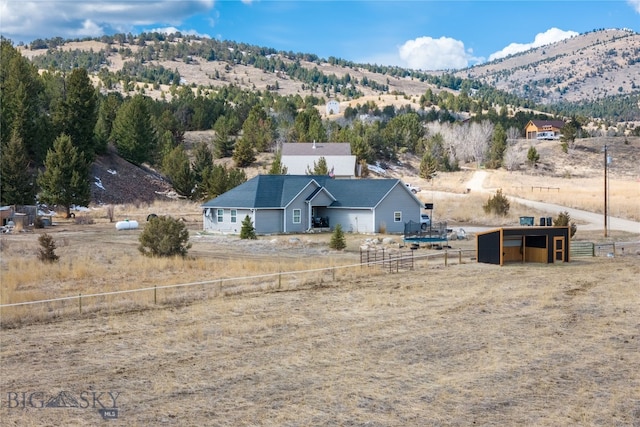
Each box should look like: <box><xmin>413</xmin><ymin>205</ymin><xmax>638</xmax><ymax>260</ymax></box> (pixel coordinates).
<box><xmin>444</xmin><ymin>250</ymin><xmax>448</xmax><ymax>267</ymax></box>
<box><xmin>154</xmin><ymin>285</ymin><xmax>157</xmax><ymax>304</ymax></box>
<box><xmin>79</xmin><ymin>293</ymin><xmax>82</xmax><ymax>313</ymax></box>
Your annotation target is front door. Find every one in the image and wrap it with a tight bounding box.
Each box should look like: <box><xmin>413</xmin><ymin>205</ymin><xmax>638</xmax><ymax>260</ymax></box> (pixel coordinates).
<box><xmin>553</xmin><ymin>236</ymin><xmax>565</xmax><ymax>262</ymax></box>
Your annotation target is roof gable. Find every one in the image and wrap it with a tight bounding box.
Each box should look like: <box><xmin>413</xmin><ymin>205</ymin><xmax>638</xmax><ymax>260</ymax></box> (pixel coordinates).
<box><xmin>201</xmin><ymin>175</ymin><xmax>409</xmax><ymax>209</ymax></box>
<box><xmin>528</xmin><ymin>120</ymin><xmax>565</xmax><ymax>129</ymax></box>
<box><xmin>201</xmin><ymin>175</ymin><xmax>319</xmax><ymax>208</ymax></box>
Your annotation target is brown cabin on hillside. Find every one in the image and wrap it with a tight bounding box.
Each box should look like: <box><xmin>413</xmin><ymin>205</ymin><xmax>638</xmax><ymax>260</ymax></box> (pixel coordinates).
<box><xmin>525</xmin><ymin>120</ymin><xmax>565</xmax><ymax>140</ymax></box>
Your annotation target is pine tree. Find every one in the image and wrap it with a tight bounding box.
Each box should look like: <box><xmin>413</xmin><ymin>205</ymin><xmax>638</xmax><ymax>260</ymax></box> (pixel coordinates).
<box><xmin>1</xmin><ymin>40</ymin><xmax>47</xmax><ymax>163</ymax></box>
<box><xmin>191</xmin><ymin>141</ymin><xmax>212</xmax><ymax>179</ymax></box>
<box><xmin>93</xmin><ymin>92</ymin><xmax>122</xmax><ymax>155</ymax></box>
<box><xmin>487</xmin><ymin>123</ymin><xmax>507</xmax><ymax>169</ymax></box>
<box><xmin>63</xmin><ymin>68</ymin><xmax>98</xmax><ymax>162</ymax></box>
<box><xmin>306</xmin><ymin>156</ymin><xmax>328</xmax><ymax>175</ymax></box>
<box><xmin>37</xmin><ymin>233</ymin><xmax>59</xmax><ymax>263</ymax></box>
<box><xmin>162</xmin><ymin>145</ymin><xmax>195</xmax><ymax>198</ymax></box>
<box><xmin>110</xmin><ymin>95</ymin><xmax>157</xmax><ymax>165</ymax></box>
<box><xmin>240</xmin><ymin>215</ymin><xmax>257</xmax><ymax>239</ymax></box>
<box><xmin>329</xmin><ymin>223</ymin><xmax>347</xmax><ymax>250</ymax></box>
<box><xmin>37</xmin><ymin>134</ymin><xmax>90</xmax><ymax>218</ymax></box>
<box><xmin>200</xmin><ymin>164</ymin><xmax>247</xmax><ymax>200</ymax></box>
<box><xmin>232</xmin><ymin>137</ymin><xmax>256</xmax><ymax>167</ymax></box>
<box><xmin>268</xmin><ymin>151</ymin><xmax>288</xmax><ymax>175</ymax></box>
<box><xmin>419</xmin><ymin>152</ymin><xmax>438</xmax><ymax>180</ymax></box>
<box><xmin>0</xmin><ymin>130</ymin><xmax>37</xmax><ymax>205</ymax></box>
<box><xmin>191</xmin><ymin>141</ymin><xmax>214</xmax><ymax>199</ymax></box>
<box><xmin>242</xmin><ymin>104</ymin><xmax>274</xmax><ymax>152</ymax></box>
<box><xmin>213</xmin><ymin>116</ymin><xmax>235</xmax><ymax>158</ymax></box>
<box><xmin>554</xmin><ymin>211</ymin><xmax>577</xmax><ymax>238</ymax></box>
<box><xmin>527</xmin><ymin>146</ymin><xmax>540</xmax><ymax>166</ymax></box>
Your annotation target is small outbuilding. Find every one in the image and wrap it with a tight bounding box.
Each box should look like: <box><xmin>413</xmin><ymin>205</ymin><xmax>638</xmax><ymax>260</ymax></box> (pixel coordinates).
<box><xmin>476</xmin><ymin>226</ymin><xmax>570</xmax><ymax>266</ymax></box>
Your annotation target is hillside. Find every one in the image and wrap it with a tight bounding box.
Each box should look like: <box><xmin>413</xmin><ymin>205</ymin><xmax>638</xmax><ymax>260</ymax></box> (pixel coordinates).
<box><xmin>17</xmin><ymin>29</ymin><xmax>640</xmax><ymax>121</ymax></box>
<box><xmin>454</xmin><ymin>29</ymin><xmax>640</xmax><ymax>104</ymax></box>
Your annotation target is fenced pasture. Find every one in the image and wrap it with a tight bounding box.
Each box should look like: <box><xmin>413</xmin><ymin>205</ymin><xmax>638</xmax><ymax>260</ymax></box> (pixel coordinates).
<box><xmin>1</xmin><ymin>213</ymin><xmax>639</xmax><ymax>425</ymax></box>
<box><xmin>1</xmin><ymin>254</ymin><xmax>638</xmax><ymax>426</ymax></box>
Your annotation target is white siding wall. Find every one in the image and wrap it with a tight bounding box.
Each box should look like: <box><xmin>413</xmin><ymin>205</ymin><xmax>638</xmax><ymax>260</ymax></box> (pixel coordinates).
<box><xmin>202</xmin><ymin>208</ymin><xmax>252</xmax><ymax>234</ymax></box>
<box><xmin>326</xmin><ymin>209</ymin><xmax>374</xmax><ymax>233</ymax></box>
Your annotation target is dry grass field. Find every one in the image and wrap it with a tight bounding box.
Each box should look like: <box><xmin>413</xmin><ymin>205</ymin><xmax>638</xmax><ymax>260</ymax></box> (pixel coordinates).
<box><xmin>1</xmin><ymin>195</ymin><xmax>639</xmax><ymax>426</ymax></box>
<box><xmin>1</xmin><ymin>134</ymin><xmax>639</xmax><ymax>425</ymax></box>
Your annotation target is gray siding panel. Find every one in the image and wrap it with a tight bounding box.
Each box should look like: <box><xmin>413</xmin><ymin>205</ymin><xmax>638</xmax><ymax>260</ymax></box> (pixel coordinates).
<box><xmin>255</xmin><ymin>210</ymin><xmax>283</xmax><ymax>234</ymax></box>
<box><xmin>376</xmin><ymin>186</ymin><xmax>422</xmax><ymax>233</ymax></box>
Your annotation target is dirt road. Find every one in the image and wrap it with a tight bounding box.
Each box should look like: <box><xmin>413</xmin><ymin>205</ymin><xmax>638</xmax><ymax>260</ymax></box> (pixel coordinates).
<box><xmin>465</xmin><ymin>170</ymin><xmax>640</xmax><ymax>234</ymax></box>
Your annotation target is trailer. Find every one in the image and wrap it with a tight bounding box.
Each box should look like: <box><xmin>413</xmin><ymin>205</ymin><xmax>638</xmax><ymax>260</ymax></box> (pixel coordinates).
<box><xmin>403</xmin><ymin>220</ymin><xmax>449</xmax><ymax>246</ymax></box>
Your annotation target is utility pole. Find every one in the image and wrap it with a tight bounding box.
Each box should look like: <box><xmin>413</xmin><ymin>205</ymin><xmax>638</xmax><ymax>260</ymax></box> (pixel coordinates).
<box><xmin>604</xmin><ymin>144</ymin><xmax>608</xmax><ymax>237</ymax></box>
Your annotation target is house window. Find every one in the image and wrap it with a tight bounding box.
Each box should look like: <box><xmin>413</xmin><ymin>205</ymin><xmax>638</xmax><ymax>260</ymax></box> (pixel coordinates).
<box><xmin>293</xmin><ymin>209</ymin><xmax>301</xmax><ymax>224</ymax></box>
<box><xmin>394</xmin><ymin>211</ymin><xmax>402</xmax><ymax>222</ymax></box>
<box><xmin>231</xmin><ymin>210</ymin><xmax>237</xmax><ymax>223</ymax></box>
<box><xmin>217</xmin><ymin>209</ymin><xmax>224</xmax><ymax>222</ymax></box>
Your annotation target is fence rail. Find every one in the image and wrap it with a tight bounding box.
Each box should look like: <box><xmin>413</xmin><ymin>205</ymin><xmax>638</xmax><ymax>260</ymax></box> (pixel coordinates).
<box><xmin>570</xmin><ymin>241</ymin><xmax>595</xmax><ymax>257</ymax></box>
<box><xmin>570</xmin><ymin>241</ymin><xmax>640</xmax><ymax>258</ymax></box>
<box><xmin>1</xmin><ymin>248</ymin><xmax>475</xmax><ymax>327</ymax></box>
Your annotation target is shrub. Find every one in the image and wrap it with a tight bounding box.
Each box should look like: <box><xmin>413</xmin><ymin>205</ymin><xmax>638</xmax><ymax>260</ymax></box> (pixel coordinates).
<box><xmin>37</xmin><ymin>233</ymin><xmax>59</xmax><ymax>263</ymax></box>
<box><xmin>553</xmin><ymin>211</ymin><xmax>577</xmax><ymax>237</ymax></box>
<box><xmin>483</xmin><ymin>188</ymin><xmax>510</xmax><ymax>216</ymax></box>
<box><xmin>240</xmin><ymin>215</ymin><xmax>257</xmax><ymax>240</ymax></box>
<box><xmin>329</xmin><ymin>223</ymin><xmax>347</xmax><ymax>250</ymax></box>
<box><xmin>527</xmin><ymin>146</ymin><xmax>540</xmax><ymax>165</ymax></box>
<box><xmin>138</xmin><ymin>215</ymin><xmax>191</xmax><ymax>257</ymax></box>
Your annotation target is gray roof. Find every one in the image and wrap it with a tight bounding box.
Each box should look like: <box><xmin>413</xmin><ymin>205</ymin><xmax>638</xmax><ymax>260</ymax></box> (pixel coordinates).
<box><xmin>201</xmin><ymin>175</ymin><xmax>402</xmax><ymax>209</ymax></box>
<box><xmin>281</xmin><ymin>142</ymin><xmax>351</xmax><ymax>156</ymax></box>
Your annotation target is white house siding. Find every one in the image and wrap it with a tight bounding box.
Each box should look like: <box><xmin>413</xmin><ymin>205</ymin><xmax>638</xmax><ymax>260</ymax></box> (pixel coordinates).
<box><xmin>375</xmin><ymin>186</ymin><xmax>421</xmax><ymax>234</ymax></box>
<box><xmin>281</xmin><ymin>155</ymin><xmax>356</xmax><ymax>177</ymax></box>
<box><xmin>202</xmin><ymin>208</ymin><xmax>252</xmax><ymax>234</ymax></box>
<box><xmin>326</xmin><ymin>100</ymin><xmax>340</xmax><ymax>115</ymax></box>
<box><xmin>327</xmin><ymin>208</ymin><xmax>375</xmax><ymax>233</ymax></box>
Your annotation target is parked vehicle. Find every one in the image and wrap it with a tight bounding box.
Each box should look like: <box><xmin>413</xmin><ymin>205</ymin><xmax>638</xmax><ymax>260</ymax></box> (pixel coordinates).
<box><xmin>420</xmin><ymin>214</ymin><xmax>431</xmax><ymax>230</ymax></box>
<box><xmin>405</xmin><ymin>183</ymin><xmax>421</xmax><ymax>193</ymax></box>
<box><xmin>536</xmin><ymin>131</ymin><xmax>559</xmax><ymax>140</ymax></box>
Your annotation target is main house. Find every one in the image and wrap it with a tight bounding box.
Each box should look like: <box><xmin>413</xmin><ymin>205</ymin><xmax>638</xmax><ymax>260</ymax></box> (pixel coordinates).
<box><xmin>524</xmin><ymin>120</ymin><xmax>565</xmax><ymax>140</ymax></box>
<box><xmin>281</xmin><ymin>142</ymin><xmax>357</xmax><ymax>178</ymax></box>
<box><xmin>201</xmin><ymin>175</ymin><xmax>423</xmax><ymax>235</ymax></box>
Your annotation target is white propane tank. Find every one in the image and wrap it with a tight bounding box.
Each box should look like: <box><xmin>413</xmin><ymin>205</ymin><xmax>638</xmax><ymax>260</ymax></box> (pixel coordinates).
<box><xmin>115</xmin><ymin>219</ymin><xmax>139</xmax><ymax>230</ymax></box>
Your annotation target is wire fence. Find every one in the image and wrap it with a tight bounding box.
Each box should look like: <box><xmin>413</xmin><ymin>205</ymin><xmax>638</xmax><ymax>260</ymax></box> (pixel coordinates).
<box><xmin>3</xmin><ymin>242</ymin><xmax>635</xmax><ymax>327</ymax></box>
<box><xmin>0</xmin><ymin>249</ymin><xmax>475</xmax><ymax>327</ymax></box>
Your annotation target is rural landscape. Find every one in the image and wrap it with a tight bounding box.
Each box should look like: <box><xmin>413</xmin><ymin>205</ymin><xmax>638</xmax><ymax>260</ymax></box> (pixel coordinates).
<box><xmin>1</xmin><ymin>27</ymin><xmax>640</xmax><ymax>426</ymax></box>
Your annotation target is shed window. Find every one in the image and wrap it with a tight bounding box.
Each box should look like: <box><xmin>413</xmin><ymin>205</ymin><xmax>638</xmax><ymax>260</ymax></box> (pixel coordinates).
<box><xmin>394</xmin><ymin>211</ymin><xmax>402</xmax><ymax>222</ymax></box>
<box><xmin>293</xmin><ymin>209</ymin><xmax>301</xmax><ymax>224</ymax></box>
<box><xmin>217</xmin><ymin>209</ymin><xmax>224</xmax><ymax>222</ymax></box>
<box><xmin>231</xmin><ymin>209</ymin><xmax>237</xmax><ymax>223</ymax></box>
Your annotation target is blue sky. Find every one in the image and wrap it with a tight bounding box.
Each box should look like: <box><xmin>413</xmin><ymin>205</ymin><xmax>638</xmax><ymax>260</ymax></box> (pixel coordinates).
<box><xmin>2</xmin><ymin>0</ymin><xmax>640</xmax><ymax>70</ymax></box>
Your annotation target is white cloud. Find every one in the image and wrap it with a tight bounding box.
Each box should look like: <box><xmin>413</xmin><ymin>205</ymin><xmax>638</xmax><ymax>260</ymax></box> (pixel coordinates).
<box><xmin>0</xmin><ymin>0</ymin><xmax>214</xmax><ymax>41</ymax></box>
<box><xmin>629</xmin><ymin>0</ymin><xmax>640</xmax><ymax>13</ymax></box>
<box><xmin>397</xmin><ymin>36</ymin><xmax>481</xmax><ymax>71</ymax></box>
<box><xmin>489</xmin><ymin>28</ymin><xmax>579</xmax><ymax>61</ymax></box>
